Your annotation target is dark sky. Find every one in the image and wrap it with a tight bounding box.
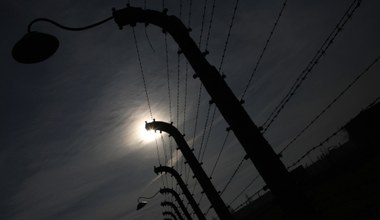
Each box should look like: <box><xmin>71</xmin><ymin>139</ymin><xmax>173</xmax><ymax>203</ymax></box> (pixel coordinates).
<box><xmin>1</xmin><ymin>0</ymin><xmax>380</xmax><ymax>219</ymax></box>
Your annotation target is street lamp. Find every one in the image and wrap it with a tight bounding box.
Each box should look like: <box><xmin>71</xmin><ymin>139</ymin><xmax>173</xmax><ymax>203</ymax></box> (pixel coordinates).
<box><xmin>12</xmin><ymin>16</ymin><xmax>113</xmax><ymax>63</ymax></box>
<box><xmin>136</xmin><ymin>190</ymin><xmax>160</xmax><ymax>210</ymax></box>
<box><xmin>12</xmin><ymin>31</ymin><xmax>59</xmax><ymax>64</ymax></box>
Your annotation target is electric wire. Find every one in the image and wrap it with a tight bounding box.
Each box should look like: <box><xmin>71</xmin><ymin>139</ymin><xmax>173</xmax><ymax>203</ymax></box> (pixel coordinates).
<box><xmin>179</xmin><ymin>0</ymin><xmax>183</xmax><ymax>20</ymax></box>
<box><xmin>218</xmin><ymin>0</ymin><xmax>240</xmax><ymax>72</ymax></box>
<box><xmin>190</xmin><ymin>85</ymin><xmax>203</xmax><ymax>150</ymax></box>
<box><xmin>197</xmin><ymin>103</ymin><xmax>212</xmax><ymax>159</ymax></box>
<box><xmin>209</xmin><ymin>130</ymin><xmax>230</xmax><ymax>177</ymax></box>
<box><xmin>197</xmin><ymin>191</ymin><xmax>205</xmax><ymax>210</ymax></box>
<box><xmin>155</xmin><ymin>137</ymin><xmax>162</xmax><ymax>166</ymax></box>
<box><xmin>228</xmin><ymin>174</ymin><xmax>260</xmax><ymax>207</ymax></box>
<box><xmin>193</xmin><ymin>0</ymin><xmax>241</xmax><ymax>202</ymax></box>
<box><xmin>279</xmin><ymin>54</ymin><xmax>380</xmax><ymax>155</ymax></box>
<box><xmin>175</xmin><ymin>147</ymin><xmax>180</xmax><ymax>197</ymax></box>
<box><xmin>204</xmin><ymin>0</ymin><xmax>217</xmax><ymax>50</ymax></box>
<box><xmin>220</xmin><ymin>156</ymin><xmax>246</xmax><ymax>195</ymax></box>
<box><xmin>200</xmin><ymin>105</ymin><xmax>217</xmax><ymax>162</ymax></box>
<box><xmin>183</xmin><ymin>62</ymin><xmax>189</xmax><ymax>134</ymax></box>
<box><xmin>176</xmin><ymin>52</ymin><xmax>186</xmax><ymax>189</ymax></box>
<box><xmin>164</xmin><ymin>34</ymin><xmax>173</xmax><ymax>122</ymax></box>
<box><xmin>191</xmin><ymin>105</ymin><xmax>215</xmax><ymax>206</ymax></box>
<box><xmin>185</xmin><ymin>83</ymin><xmax>203</xmax><ymax>188</ymax></box>
<box><xmin>182</xmin><ymin>0</ymin><xmax>192</xmax><ymax>189</ymax></box>
<box><xmin>176</xmin><ymin>53</ymin><xmax>181</xmax><ymax>127</ymax></box>
<box><xmin>187</xmin><ymin>0</ymin><xmax>193</xmax><ymax>27</ymax></box>
<box><xmin>287</xmin><ymin>126</ymin><xmax>345</xmax><ymax>170</ymax></box>
<box><xmin>198</xmin><ymin>0</ymin><xmax>209</xmax><ymax>47</ymax></box>
<box><xmin>161</xmin><ymin>134</ymin><xmax>170</xmax><ymax>186</ymax></box>
<box><xmin>233</xmin><ymin>187</ymin><xmax>266</xmax><ymax>211</ymax></box>
<box><xmin>198</xmin><ymin>0</ymin><xmax>218</xmax><ymax>162</ymax></box>
<box><xmin>144</xmin><ymin>27</ymin><xmax>156</xmax><ymax>53</ymax></box>
<box><xmin>132</xmin><ymin>27</ymin><xmax>153</xmax><ymax>119</ymax></box>
<box><xmin>262</xmin><ymin>0</ymin><xmax>362</xmax><ymax>132</ymax></box>
<box><xmin>365</xmin><ymin>96</ymin><xmax>380</xmax><ymax>110</ymax></box>
<box><xmin>288</xmin><ymin>94</ymin><xmax>380</xmax><ymax>170</ymax></box>
<box><xmin>240</xmin><ymin>0</ymin><xmax>288</xmax><ymax>101</ymax></box>
<box><xmin>169</xmin><ymin>137</ymin><xmax>174</xmax><ymax>189</ymax></box>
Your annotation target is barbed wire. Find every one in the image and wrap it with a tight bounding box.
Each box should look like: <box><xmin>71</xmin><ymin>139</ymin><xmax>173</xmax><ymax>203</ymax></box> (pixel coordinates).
<box><xmin>197</xmin><ymin>103</ymin><xmax>212</xmax><ymax>159</ymax></box>
<box><xmin>220</xmin><ymin>156</ymin><xmax>246</xmax><ymax>195</ymax></box>
<box><xmin>183</xmin><ymin>62</ymin><xmax>189</xmax><ymax>134</ymax></box>
<box><xmin>133</xmin><ymin>26</ymin><xmax>170</xmax><ymax>192</ymax></box>
<box><xmin>144</xmin><ymin>27</ymin><xmax>156</xmax><ymax>53</ymax></box>
<box><xmin>179</xmin><ymin>0</ymin><xmax>183</xmax><ymax>20</ymax></box>
<box><xmin>209</xmin><ymin>130</ymin><xmax>231</xmax><ymax>177</ymax></box>
<box><xmin>187</xmin><ymin>0</ymin><xmax>193</xmax><ymax>27</ymax></box>
<box><xmin>191</xmin><ymin>84</ymin><xmax>203</xmax><ymax>150</ymax></box>
<box><xmin>287</xmin><ymin>93</ymin><xmax>380</xmax><ymax>170</ymax></box>
<box><xmin>204</xmin><ymin>0</ymin><xmax>217</xmax><ymax>50</ymax></box>
<box><xmin>160</xmin><ymin>134</ymin><xmax>170</xmax><ymax>186</ymax></box>
<box><xmin>240</xmin><ymin>0</ymin><xmax>288</xmax><ymax>101</ymax></box>
<box><xmin>155</xmin><ymin>137</ymin><xmax>162</xmax><ymax>166</ymax></box>
<box><xmin>198</xmin><ymin>0</ymin><xmax>209</xmax><ymax>47</ymax></box>
<box><xmin>287</xmin><ymin>126</ymin><xmax>345</xmax><ymax>170</ymax></box>
<box><xmin>262</xmin><ymin>0</ymin><xmax>362</xmax><ymax>132</ymax></box>
<box><xmin>200</xmin><ymin>105</ymin><xmax>217</xmax><ymax>162</ymax></box>
<box><xmin>279</xmin><ymin>54</ymin><xmax>380</xmax><ymax>155</ymax></box>
<box><xmin>218</xmin><ymin>0</ymin><xmax>240</xmax><ymax>72</ymax></box>
<box><xmin>365</xmin><ymin>96</ymin><xmax>380</xmax><ymax>110</ymax></box>
<box><xmin>228</xmin><ymin>174</ymin><xmax>260</xmax><ymax>207</ymax></box>
<box><xmin>233</xmin><ymin>187</ymin><xmax>267</xmax><ymax>211</ymax></box>
<box><xmin>132</xmin><ymin>27</ymin><xmax>153</xmax><ymax>119</ymax></box>
<box><xmin>164</xmin><ymin>34</ymin><xmax>173</xmax><ymax>123</ymax></box>
<box><xmin>176</xmin><ymin>54</ymin><xmax>181</xmax><ymax>127</ymax></box>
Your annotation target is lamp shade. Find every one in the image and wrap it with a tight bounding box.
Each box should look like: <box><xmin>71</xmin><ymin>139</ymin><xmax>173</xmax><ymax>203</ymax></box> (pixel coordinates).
<box><xmin>12</xmin><ymin>31</ymin><xmax>59</xmax><ymax>64</ymax></box>
<box><xmin>136</xmin><ymin>201</ymin><xmax>148</xmax><ymax>210</ymax></box>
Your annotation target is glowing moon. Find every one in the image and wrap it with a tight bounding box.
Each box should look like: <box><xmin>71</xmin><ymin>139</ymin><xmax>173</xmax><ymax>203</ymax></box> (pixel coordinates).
<box><xmin>138</xmin><ymin>122</ymin><xmax>159</xmax><ymax>144</ymax></box>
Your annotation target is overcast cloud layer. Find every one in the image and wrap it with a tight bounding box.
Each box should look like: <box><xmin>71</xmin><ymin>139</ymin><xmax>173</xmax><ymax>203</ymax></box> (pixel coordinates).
<box><xmin>1</xmin><ymin>0</ymin><xmax>380</xmax><ymax>219</ymax></box>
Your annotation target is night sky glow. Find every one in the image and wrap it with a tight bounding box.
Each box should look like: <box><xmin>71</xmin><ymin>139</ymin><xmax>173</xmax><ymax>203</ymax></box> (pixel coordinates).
<box><xmin>1</xmin><ymin>0</ymin><xmax>380</xmax><ymax>219</ymax></box>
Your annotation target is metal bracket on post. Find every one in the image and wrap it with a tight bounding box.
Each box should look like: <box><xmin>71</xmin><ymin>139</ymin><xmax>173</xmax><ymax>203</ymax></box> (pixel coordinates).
<box><xmin>113</xmin><ymin>6</ymin><xmax>313</xmax><ymax>218</ymax></box>
<box><xmin>160</xmin><ymin>188</ymin><xmax>192</xmax><ymax>220</ymax></box>
<box><xmin>161</xmin><ymin>201</ymin><xmax>184</xmax><ymax>220</ymax></box>
<box><xmin>148</xmin><ymin>121</ymin><xmax>234</xmax><ymax>220</ymax></box>
<box><xmin>155</xmin><ymin>165</ymin><xmax>207</xmax><ymax>220</ymax></box>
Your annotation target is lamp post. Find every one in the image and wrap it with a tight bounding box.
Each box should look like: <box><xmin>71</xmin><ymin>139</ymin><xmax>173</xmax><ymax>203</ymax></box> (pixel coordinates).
<box><xmin>13</xmin><ymin>5</ymin><xmax>313</xmax><ymax>219</ymax></box>
<box><xmin>160</xmin><ymin>188</ymin><xmax>192</xmax><ymax>220</ymax></box>
<box><xmin>154</xmin><ymin>165</ymin><xmax>206</xmax><ymax>220</ymax></box>
<box><xmin>161</xmin><ymin>201</ymin><xmax>184</xmax><ymax>220</ymax></box>
<box><xmin>147</xmin><ymin>121</ymin><xmax>233</xmax><ymax>219</ymax></box>
<box><xmin>137</xmin><ymin>187</ymin><xmax>192</xmax><ymax>220</ymax></box>
<box><xmin>163</xmin><ymin>211</ymin><xmax>178</xmax><ymax>220</ymax></box>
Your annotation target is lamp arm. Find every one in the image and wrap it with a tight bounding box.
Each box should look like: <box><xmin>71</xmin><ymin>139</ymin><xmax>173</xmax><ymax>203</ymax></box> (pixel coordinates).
<box><xmin>27</xmin><ymin>16</ymin><xmax>114</xmax><ymax>33</ymax></box>
<box><xmin>137</xmin><ymin>190</ymin><xmax>160</xmax><ymax>202</ymax></box>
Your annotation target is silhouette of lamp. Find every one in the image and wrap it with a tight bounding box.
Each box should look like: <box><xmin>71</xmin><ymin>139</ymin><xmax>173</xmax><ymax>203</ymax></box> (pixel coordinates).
<box><xmin>12</xmin><ymin>17</ymin><xmax>113</xmax><ymax>64</ymax></box>
<box><xmin>12</xmin><ymin>31</ymin><xmax>59</xmax><ymax>64</ymax></box>
<box><xmin>136</xmin><ymin>190</ymin><xmax>160</xmax><ymax>210</ymax></box>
